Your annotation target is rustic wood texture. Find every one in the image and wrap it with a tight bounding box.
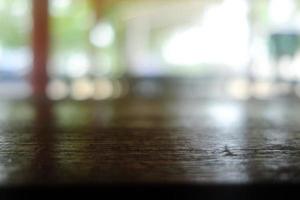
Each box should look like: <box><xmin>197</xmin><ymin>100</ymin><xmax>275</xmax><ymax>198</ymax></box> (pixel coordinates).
<box><xmin>1</xmin><ymin>88</ymin><xmax>300</xmax><ymax>186</ymax></box>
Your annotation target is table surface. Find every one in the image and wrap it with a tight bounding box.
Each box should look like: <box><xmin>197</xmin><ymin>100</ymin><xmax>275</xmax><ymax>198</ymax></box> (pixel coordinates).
<box><xmin>1</xmin><ymin>80</ymin><xmax>300</xmax><ymax>188</ymax></box>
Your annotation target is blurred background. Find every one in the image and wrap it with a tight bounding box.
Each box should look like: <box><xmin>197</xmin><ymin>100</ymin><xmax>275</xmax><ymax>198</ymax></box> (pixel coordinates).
<box><xmin>2</xmin><ymin>1</ymin><xmax>300</xmax><ymax>189</ymax></box>
<box><xmin>2</xmin><ymin>0</ymin><xmax>300</xmax><ymax>100</ymax></box>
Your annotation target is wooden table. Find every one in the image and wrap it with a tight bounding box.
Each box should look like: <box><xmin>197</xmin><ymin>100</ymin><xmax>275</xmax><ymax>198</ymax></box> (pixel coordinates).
<box><xmin>0</xmin><ymin>80</ymin><xmax>300</xmax><ymax>198</ymax></box>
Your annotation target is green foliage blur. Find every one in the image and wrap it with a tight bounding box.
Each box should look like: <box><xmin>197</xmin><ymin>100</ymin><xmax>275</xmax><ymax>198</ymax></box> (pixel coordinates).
<box><xmin>0</xmin><ymin>0</ymin><xmax>31</xmax><ymax>48</ymax></box>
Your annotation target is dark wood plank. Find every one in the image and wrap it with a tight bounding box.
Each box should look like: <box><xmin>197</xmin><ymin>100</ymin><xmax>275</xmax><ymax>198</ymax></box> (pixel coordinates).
<box><xmin>1</xmin><ymin>95</ymin><xmax>300</xmax><ymax>186</ymax></box>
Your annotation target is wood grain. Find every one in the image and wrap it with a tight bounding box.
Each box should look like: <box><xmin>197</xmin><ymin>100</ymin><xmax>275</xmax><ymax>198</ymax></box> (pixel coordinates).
<box><xmin>0</xmin><ymin>92</ymin><xmax>300</xmax><ymax>186</ymax></box>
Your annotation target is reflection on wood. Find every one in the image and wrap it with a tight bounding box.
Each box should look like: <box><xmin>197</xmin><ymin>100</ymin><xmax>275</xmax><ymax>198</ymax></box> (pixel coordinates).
<box><xmin>1</xmin><ymin>94</ymin><xmax>300</xmax><ymax>185</ymax></box>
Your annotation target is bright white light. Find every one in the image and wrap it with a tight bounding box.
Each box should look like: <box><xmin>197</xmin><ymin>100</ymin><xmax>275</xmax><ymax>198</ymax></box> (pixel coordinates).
<box><xmin>162</xmin><ymin>27</ymin><xmax>204</xmax><ymax>66</ymax></box>
<box><xmin>278</xmin><ymin>56</ymin><xmax>293</xmax><ymax>80</ymax></box>
<box><xmin>0</xmin><ymin>1</ymin><xmax>4</xmax><ymax>11</ymax></box>
<box><xmin>0</xmin><ymin>48</ymin><xmax>32</xmax><ymax>76</ymax></box>
<box><xmin>66</xmin><ymin>53</ymin><xmax>90</xmax><ymax>78</ymax></box>
<box><xmin>53</xmin><ymin>0</ymin><xmax>71</xmax><ymax>9</ymax></box>
<box><xmin>291</xmin><ymin>52</ymin><xmax>300</xmax><ymax>79</ymax></box>
<box><xmin>250</xmin><ymin>38</ymin><xmax>273</xmax><ymax>79</ymax></box>
<box><xmin>50</xmin><ymin>0</ymin><xmax>71</xmax><ymax>16</ymax></box>
<box><xmin>207</xmin><ymin>104</ymin><xmax>242</xmax><ymax>128</ymax></box>
<box><xmin>11</xmin><ymin>1</ymin><xmax>29</xmax><ymax>17</ymax></box>
<box><xmin>269</xmin><ymin>0</ymin><xmax>295</xmax><ymax>25</ymax></box>
<box><xmin>90</xmin><ymin>21</ymin><xmax>115</xmax><ymax>48</ymax></box>
<box><xmin>162</xmin><ymin>0</ymin><xmax>250</xmax><ymax>67</ymax></box>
